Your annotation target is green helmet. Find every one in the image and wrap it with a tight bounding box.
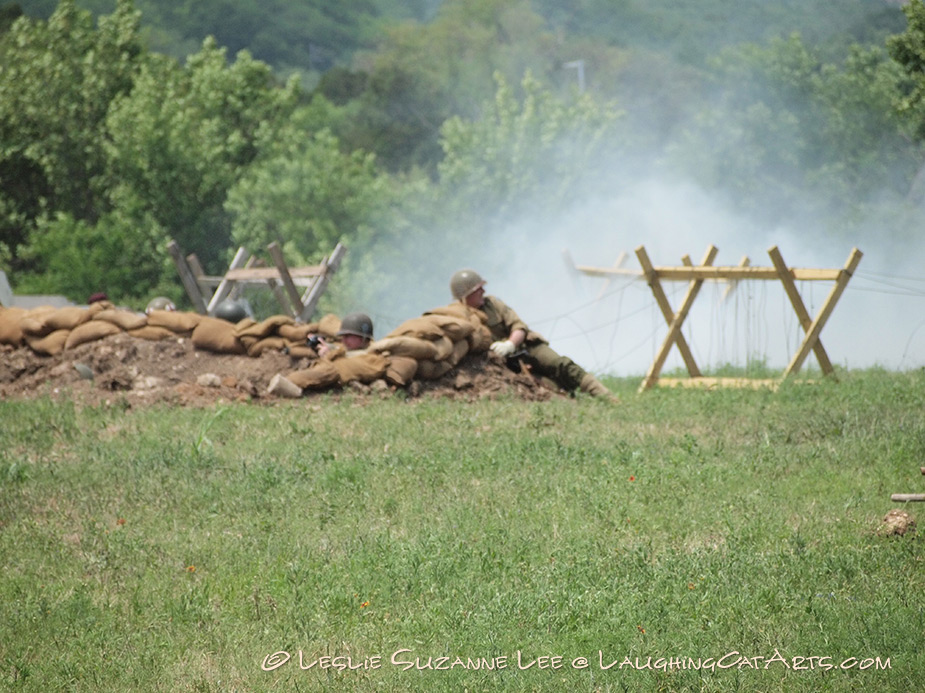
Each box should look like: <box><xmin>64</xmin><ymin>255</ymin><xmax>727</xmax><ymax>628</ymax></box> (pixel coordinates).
<box><xmin>337</xmin><ymin>312</ymin><xmax>374</xmax><ymax>340</ymax></box>
<box><xmin>145</xmin><ymin>296</ymin><xmax>176</xmax><ymax>314</ymax></box>
<box><xmin>213</xmin><ymin>298</ymin><xmax>248</xmax><ymax>323</ymax></box>
<box><xmin>450</xmin><ymin>269</ymin><xmax>485</xmax><ymax>301</ymax></box>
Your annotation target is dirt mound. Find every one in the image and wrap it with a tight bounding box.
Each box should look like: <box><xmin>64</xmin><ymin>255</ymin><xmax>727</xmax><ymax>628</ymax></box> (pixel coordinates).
<box><xmin>0</xmin><ymin>333</ymin><xmax>564</xmax><ymax>408</ymax></box>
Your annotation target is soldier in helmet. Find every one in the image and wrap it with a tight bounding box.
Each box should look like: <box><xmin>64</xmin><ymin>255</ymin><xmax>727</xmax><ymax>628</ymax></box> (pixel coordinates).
<box><xmin>450</xmin><ymin>269</ymin><xmax>617</xmax><ymax>401</ymax></box>
<box><xmin>314</xmin><ymin>312</ymin><xmax>374</xmax><ymax>357</ymax></box>
<box><xmin>145</xmin><ymin>296</ymin><xmax>176</xmax><ymax>314</ymax></box>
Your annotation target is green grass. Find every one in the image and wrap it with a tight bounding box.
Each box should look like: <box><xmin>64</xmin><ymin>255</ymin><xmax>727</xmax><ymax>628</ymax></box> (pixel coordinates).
<box><xmin>1</xmin><ymin>369</ymin><xmax>924</xmax><ymax>692</ymax></box>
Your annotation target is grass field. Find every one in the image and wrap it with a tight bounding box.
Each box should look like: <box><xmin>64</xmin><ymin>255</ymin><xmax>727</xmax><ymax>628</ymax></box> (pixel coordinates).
<box><xmin>1</xmin><ymin>368</ymin><xmax>924</xmax><ymax>692</ymax></box>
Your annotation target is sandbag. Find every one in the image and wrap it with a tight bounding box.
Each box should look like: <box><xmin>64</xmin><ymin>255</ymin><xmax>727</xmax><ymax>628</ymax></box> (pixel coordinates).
<box><xmin>191</xmin><ymin>316</ymin><xmax>246</xmax><ymax>354</ymax></box>
<box><xmin>424</xmin><ymin>303</ymin><xmax>488</xmax><ymax>325</ymax></box>
<box><xmin>25</xmin><ymin>329</ymin><xmax>70</xmax><ymax>356</ymax></box>
<box><xmin>330</xmin><ymin>352</ymin><xmax>389</xmax><ymax>384</ymax></box>
<box><xmin>65</xmin><ymin>320</ymin><xmax>122</xmax><ymax>350</ymax></box>
<box><xmin>317</xmin><ymin>313</ymin><xmax>342</xmax><ymax>338</ymax></box>
<box><xmin>467</xmin><ymin>323</ymin><xmax>493</xmax><ymax>353</ymax></box>
<box><xmin>277</xmin><ymin>323</ymin><xmax>313</xmax><ymax>342</ymax></box>
<box><xmin>288</xmin><ymin>360</ymin><xmax>340</xmax><ymax>391</ymax></box>
<box><xmin>286</xmin><ymin>343</ymin><xmax>319</xmax><ymax>359</ymax></box>
<box><xmin>368</xmin><ymin>336</ymin><xmax>439</xmax><ymax>360</ymax></box>
<box><xmin>446</xmin><ymin>337</ymin><xmax>470</xmax><ymax>367</ymax></box>
<box><xmin>128</xmin><ymin>325</ymin><xmax>177</xmax><ymax>341</ymax></box>
<box><xmin>235</xmin><ymin>315</ymin><xmax>294</xmax><ymax>340</ymax></box>
<box><xmin>419</xmin><ymin>313</ymin><xmax>475</xmax><ymax>342</ymax></box>
<box><xmin>384</xmin><ymin>356</ymin><xmax>419</xmax><ymax>387</ymax></box>
<box><xmin>431</xmin><ymin>335</ymin><xmax>455</xmax><ymax>361</ymax></box>
<box><xmin>0</xmin><ymin>307</ymin><xmax>26</xmax><ymax>347</ymax></box>
<box><xmin>386</xmin><ymin>317</ymin><xmax>446</xmax><ymax>341</ymax></box>
<box><xmin>18</xmin><ymin>306</ymin><xmax>59</xmax><ymax>337</ymax></box>
<box><xmin>415</xmin><ymin>359</ymin><xmax>453</xmax><ymax>380</ymax></box>
<box><xmin>246</xmin><ymin>336</ymin><xmax>287</xmax><ymax>357</ymax></box>
<box><xmin>93</xmin><ymin>309</ymin><xmax>147</xmax><ymax>331</ymax></box>
<box><xmin>43</xmin><ymin>306</ymin><xmax>92</xmax><ymax>331</ymax></box>
<box><xmin>146</xmin><ymin>309</ymin><xmax>202</xmax><ymax>334</ymax></box>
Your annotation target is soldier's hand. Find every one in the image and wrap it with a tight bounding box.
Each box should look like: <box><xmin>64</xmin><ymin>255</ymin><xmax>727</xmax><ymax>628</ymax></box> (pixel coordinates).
<box><xmin>490</xmin><ymin>339</ymin><xmax>516</xmax><ymax>357</ymax></box>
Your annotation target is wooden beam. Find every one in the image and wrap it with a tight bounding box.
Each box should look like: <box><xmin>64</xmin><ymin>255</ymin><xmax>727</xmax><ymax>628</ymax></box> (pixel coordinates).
<box><xmin>891</xmin><ymin>494</ymin><xmax>925</xmax><ymax>502</ymax></box>
<box><xmin>637</xmin><ymin>245</ymin><xmax>717</xmax><ymax>391</ymax></box>
<box><xmin>573</xmin><ymin>264</ymin><xmax>841</xmax><ymax>281</ymax></box>
<box><xmin>266</xmin><ymin>242</ymin><xmax>304</xmax><ymax>317</ymax></box>
<box><xmin>781</xmin><ymin>247</ymin><xmax>862</xmax><ymax>377</ymax></box>
<box><xmin>300</xmin><ymin>242</ymin><xmax>347</xmax><ymax>322</ymax></box>
<box><xmin>768</xmin><ymin>246</ymin><xmax>835</xmax><ymax>377</ymax></box>
<box><xmin>166</xmin><ymin>240</ymin><xmax>208</xmax><ymax>313</ymax></box>
<box><xmin>721</xmin><ymin>255</ymin><xmax>751</xmax><ymax>302</ymax></box>
<box><xmin>207</xmin><ymin>246</ymin><xmax>250</xmax><ymax>313</ymax></box>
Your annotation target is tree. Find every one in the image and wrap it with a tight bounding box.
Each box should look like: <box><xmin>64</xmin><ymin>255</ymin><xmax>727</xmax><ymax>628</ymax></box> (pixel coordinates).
<box><xmin>103</xmin><ymin>38</ymin><xmax>299</xmax><ymax>274</ymax></box>
<box><xmin>0</xmin><ymin>0</ymin><xmax>144</xmax><ymax>270</ymax></box>
<box><xmin>225</xmin><ymin>109</ymin><xmax>390</xmax><ymax>267</ymax></box>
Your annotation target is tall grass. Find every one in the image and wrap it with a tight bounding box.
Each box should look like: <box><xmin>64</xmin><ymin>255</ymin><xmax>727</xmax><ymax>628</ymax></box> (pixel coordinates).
<box><xmin>1</xmin><ymin>369</ymin><xmax>923</xmax><ymax>691</ymax></box>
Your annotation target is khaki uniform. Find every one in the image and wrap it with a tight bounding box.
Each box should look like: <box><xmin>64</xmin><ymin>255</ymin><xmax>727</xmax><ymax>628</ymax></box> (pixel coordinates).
<box><xmin>481</xmin><ymin>295</ymin><xmax>589</xmax><ymax>393</ymax></box>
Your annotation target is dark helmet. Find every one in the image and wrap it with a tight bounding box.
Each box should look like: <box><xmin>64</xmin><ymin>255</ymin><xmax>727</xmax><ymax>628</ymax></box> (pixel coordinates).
<box><xmin>213</xmin><ymin>298</ymin><xmax>248</xmax><ymax>323</ymax></box>
<box><xmin>450</xmin><ymin>269</ymin><xmax>486</xmax><ymax>301</ymax></box>
<box><xmin>337</xmin><ymin>312</ymin><xmax>374</xmax><ymax>340</ymax></box>
<box><xmin>145</xmin><ymin>296</ymin><xmax>176</xmax><ymax>314</ymax></box>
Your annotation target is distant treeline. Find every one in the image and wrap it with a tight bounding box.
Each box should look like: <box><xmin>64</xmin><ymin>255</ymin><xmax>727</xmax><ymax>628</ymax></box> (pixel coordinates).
<box><xmin>1</xmin><ymin>0</ymin><xmax>924</xmax><ymax>318</ymax></box>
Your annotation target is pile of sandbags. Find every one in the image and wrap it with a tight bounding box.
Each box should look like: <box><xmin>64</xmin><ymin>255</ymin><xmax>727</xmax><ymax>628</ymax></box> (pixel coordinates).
<box><xmin>280</xmin><ymin>302</ymin><xmax>492</xmax><ymax>395</ymax></box>
<box><xmin>0</xmin><ymin>303</ymin><xmax>344</xmax><ymax>358</ymax></box>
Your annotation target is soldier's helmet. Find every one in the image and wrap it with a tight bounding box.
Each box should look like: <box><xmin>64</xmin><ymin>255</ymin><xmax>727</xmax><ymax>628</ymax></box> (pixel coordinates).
<box><xmin>145</xmin><ymin>296</ymin><xmax>176</xmax><ymax>314</ymax></box>
<box><xmin>337</xmin><ymin>312</ymin><xmax>374</xmax><ymax>340</ymax></box>
<box><xmin>213</xmin><ymin>298</ymin><xmax>249</xmax><ymax>323</ymax></box>
<box><xmin>450</xmin><ymin>269</ymin><xmax>486</xmax><ymax>301</ymax></box>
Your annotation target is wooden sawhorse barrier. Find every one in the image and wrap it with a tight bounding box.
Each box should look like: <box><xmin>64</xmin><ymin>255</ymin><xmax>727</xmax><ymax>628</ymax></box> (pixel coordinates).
<box><xmin>167</xmin><ymin>239</ymin><xmax>347</xmax><ymax>322</ymax></box>
<box><xmin>570</xmin><ymin>245</ymin><xmax>862</xmax><ymax>392</ymax></box>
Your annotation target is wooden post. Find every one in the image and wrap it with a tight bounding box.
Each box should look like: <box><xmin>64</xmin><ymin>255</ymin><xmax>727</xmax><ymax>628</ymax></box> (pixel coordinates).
<box><xmin>207</xmin><ymin>246</ymin><xmax>250</xmax><ymax>313</ymax></box>
<box><xmin>721</xmin><ymin>255</ymin><xmax>751</xmax><ymax>302</ymax></box>
<box><xmin>779</xmin><ymin>247</ymin><xmax>862</xmax><ymax>378</ymax></box>
<box><xmin>637</xmin><ymin>245</ymin><xmax>717</xmax><ymax>391</ymax></box>
<box><xmin>299</xmin><ymin>242</ymin><xmax>347</xmax><ymax>322</ymax></box>
<box><xmin>266</xmin><ymin>242</ymin><xmax>304</xmax><ymax>317</ymax></box>
<box><xmin>891</xmin><ymin>494</ymin><xmax>925</xmax><ymax>502</ymax></box>
<box><xmin>166</xmin><ymin>240</ymin><xmax>208</xmax><ymax>314</ymax></box>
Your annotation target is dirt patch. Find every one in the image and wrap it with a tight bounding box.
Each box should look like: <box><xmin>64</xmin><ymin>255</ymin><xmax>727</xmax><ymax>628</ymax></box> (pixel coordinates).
<box><xmin>0</xmin><ymin>333</ymin><xmax>565</xmax><ymax>408</ymax></box>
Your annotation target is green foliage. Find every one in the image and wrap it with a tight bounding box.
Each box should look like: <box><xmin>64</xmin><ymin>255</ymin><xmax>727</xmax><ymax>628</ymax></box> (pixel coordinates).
<box><xmin>15</xmin><ymin>207</ymin><xmax>162</xmax><ymax>301</ymax></box>
<box><xmin>104</xmin><ymin>38</ymin><xmax>299</xmax><ymax>273</ymax></box>
<box><xmin>888</xmin><ymin>0</ymin><xmax>925</xmax><ymax>142</ymax></box>
<box><xmin>226</xmin><ymin>113</ymin><xmax>389</xmax><ymax>266</ymax></box>
<box><xmin>0</xmin><ymin>0</ymin><xmax>144</xmax><ymax>266</ymax></box>
<box><xmin>667</xmin><ymin>34</ymin><xmax>920</xmax><ymax>226</ymax></box>
<box><xmin>437</xmin><ymin>71</ymin><xmax>624</xmax><ymax>227</ymax></box>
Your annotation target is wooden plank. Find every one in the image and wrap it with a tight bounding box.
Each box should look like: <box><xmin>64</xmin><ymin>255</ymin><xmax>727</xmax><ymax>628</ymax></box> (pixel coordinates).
<box><xmin>299</xmin><ymin>242</ymin><xmax>347</xmax><ymax>322</ymax></box>
<box><xmin>267</xmin><ymin>242</ymin><xmax>303</xmax><ymax>317</ymax></box>
<box><xmin>166</xmin><ymin>240</ymin><xmax>208</xmax><ymax>313</ymax></box>
<box><xmin>223</xmin><ymin>266</ymin><xmax>325</xmax><ymax>281</ymax></box>
<box><xmin>656</xmin><ymin>377</ymin><xmax>781</xmax><ymax>391</ymax></box>
<box><xmin>721</xmin><ymin>255</ymin><xmax>750</xmax><ymax>302</ymax></box>
<box><xmin>783</xmin><ymin>248</ymin><xmax>862</xmax><ymax>377</ymax></box>
<box><xmin>207</xmin><ymin>246</ymin><xmax>249</xmax><ymax>313</ymax></box>
<box><xmin>573</xmin><ymin>264</ymin><xmax>841</xmax><ymax>281</ymax></box>
<box><xmin>891</xmin><ymin>494</ymin><xmax>925</xmax><ymax>502</ymax></box>
<box><xmin>768</xmin><ymin>245</ymin><xmax>835</xmax><ymax>377</ymax></box>
<box><xmin>637</xmin><ymin>245</ymin><xmax>716</xmax><ymax>391</ymax></box>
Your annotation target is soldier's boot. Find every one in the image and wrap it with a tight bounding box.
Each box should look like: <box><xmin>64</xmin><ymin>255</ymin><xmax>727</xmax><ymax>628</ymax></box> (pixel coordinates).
<box><xmin>579</xmin><ymin>373</ymin><xmax>619</xmax><ymax>403</ymax></box>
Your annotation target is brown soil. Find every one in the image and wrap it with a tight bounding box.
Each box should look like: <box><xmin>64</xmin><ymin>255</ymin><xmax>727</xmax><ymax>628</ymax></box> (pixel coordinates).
<box><xmin>0</xmin><ymin>333</ymin><xmax>565</xmax><ymax>408</ymax></box>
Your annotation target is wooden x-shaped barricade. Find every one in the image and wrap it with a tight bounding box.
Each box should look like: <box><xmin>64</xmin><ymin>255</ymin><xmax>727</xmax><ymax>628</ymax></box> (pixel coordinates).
<box><xmin>568</xmin><ymin>245</ymin><xmax>862</xmax><ymax>391</ymax></box>
<box><xmin>167</xmin><ymin>239</ymin><xmax>346</xmax><ymax>321</ymax></box>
